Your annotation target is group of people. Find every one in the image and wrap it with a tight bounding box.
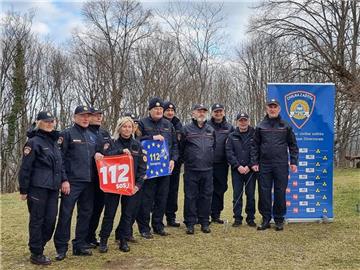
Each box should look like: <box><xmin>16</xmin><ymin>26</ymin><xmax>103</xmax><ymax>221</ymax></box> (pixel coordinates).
<box><xmin>18</xmin><ymin>97</ymin><xmax>299</xmax><ymax>265</ymax></box>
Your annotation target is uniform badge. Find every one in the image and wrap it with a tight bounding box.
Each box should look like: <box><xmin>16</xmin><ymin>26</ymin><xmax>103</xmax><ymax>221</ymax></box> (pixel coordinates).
<box><xmin>285</xmin><ymin>91</ymin><xmax>316</xmax><ymax>129</ymax></box>
<box><xmin>47</xmin><ymin>112</ymin><xmax>52</xmax><ymax>117</ymax></box>
<box><xmin>23</xmin><ymin>146</ymin><xmax>32</xmax><ymax>156</ymax></box>
<box><xmin>103</xmin><ymin>143</ymin><xmax>110</xmax><ymax>150</ymax></box>
<box><xmin>57</xmin><ymin>136</ymin><xmax>63</xmax><ymax>145</ymax></box>
<box><xmin>156</xmin><ymin>102</ymin><xmax>160</xmax><ymax>106</ymax></box>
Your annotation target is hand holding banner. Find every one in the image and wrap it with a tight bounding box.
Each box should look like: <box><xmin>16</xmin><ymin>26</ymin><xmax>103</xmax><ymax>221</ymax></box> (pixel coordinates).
<box><xmin>96</xmin><ymin>154</ymin><xmax>135</xmax><ymax>195</ymax></box>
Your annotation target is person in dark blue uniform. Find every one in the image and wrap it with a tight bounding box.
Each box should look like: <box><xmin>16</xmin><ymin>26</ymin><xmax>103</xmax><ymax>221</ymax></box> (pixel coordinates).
<box><xmin>251</xmin><ymin>99</ymin><xmax>299</xmax><ymax>231</ymax></box>
<box><xmin>209</xmin><ymin>103</ymin><xmax>234</xmax><ymax>224</ymax></box>
<box><xmin>225</xmin><ymin>113</ymin><xmax>257</xmax><ymax>227</ymax></box>
<box><xmin>163</xmin><ymin>101</ymin><xmax>183</xmax><ymax>227</ymax></box>
<box><xmin>180</xmin><ymin>104</ymin><xmax>216</xmax><ymax>234</ymax></box>
<box><xmin>54</xmin><ymin>105</ymin><xmax>96</xmax><ymax>260</ymax></box>
<box><xmin>136</xmin><ymin>97</ymin><xmax>178</xmax><ymax>238</ymax></box>
<box><xmin>86</xmin><ymin>107</ymin><xmax>112</xmax><ymax>248</ymax></box>
<box><xmin>19</xmin><ymin>111</ymin><xmax>64</xmax><ymax>265</ymax></box>
<box><xmin>97</xmin><ymin>116</ymin><xmax>147</xmax><ymax>253</ymax></box>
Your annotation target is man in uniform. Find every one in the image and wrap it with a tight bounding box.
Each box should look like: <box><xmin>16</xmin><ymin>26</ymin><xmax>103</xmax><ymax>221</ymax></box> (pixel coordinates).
<box><xmin>209</xmin><ymin>103</ymin><xmax>234</xmax><ymax>224</ymax></box>
<box><xmin>180</xmin><ymin>104</ymin><xmax>216</xmax><ymax>234</ymax></box>
<box><xmin>54</xmin><ymin>105</ymin><xmax>96</xmax><ymax>260</ymax></box>
<box><xmin>251</xmin><ymin>99</ymin><xmax>299</xmax><ymax>231</ymax></box>
<box><xmin>86</xmin><ymin>107</ymin><xmax>112</xmax><ymax>248</ymax></box>
<box><xmin>225</xmin><ymin>113</ymin><xmax>257</xmax><ymax>227</ymax></box>
<box><xmin>163</xmin><ymin>101</ymin><xmax>183</xmax><ymax>227</ymax></box>
<box><xmin>136</xmin><ymin>97</ymin><xmax>178</xmax><ymax>238</ymax></box>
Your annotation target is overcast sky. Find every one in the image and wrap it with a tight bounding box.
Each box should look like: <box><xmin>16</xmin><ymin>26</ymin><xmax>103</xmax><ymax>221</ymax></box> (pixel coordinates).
<box><xmin>1</xmin><ymin>0</ymin><xmax>260</xmax><ymax>50</ymax></box>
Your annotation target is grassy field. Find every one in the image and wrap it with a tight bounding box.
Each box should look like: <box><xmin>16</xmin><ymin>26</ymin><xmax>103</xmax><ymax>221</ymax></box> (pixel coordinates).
<box><xmin>1</xmin><ymin>169</ymin><xmax>359</xmax><ymax>270</ymax></box>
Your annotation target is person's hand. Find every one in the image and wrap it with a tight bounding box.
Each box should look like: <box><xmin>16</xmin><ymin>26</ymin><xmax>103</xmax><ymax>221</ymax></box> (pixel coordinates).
<box><xmin>123</xmin><ymin>148</ymin><xmax>131</xmax><ymax>155</ymax></box>
<box><xmin>169</xmin><ymin>160</ymin><xmax>175</xmax><ymax>173</ymax></box>
<box><xmin>238</xmin><ymin>166</ymin><xmax>245</xmax><ymax>174</ymax></box>
<box><xmin>290</xmin><ymin>164</ymin><xmax>298</xmax><ymax>173</ymax></box>
<box><xmin>20</xmin><ymin>194</ymin><xmax>27</xmax><ymax>200</ymax></box>
<box><xmin>244</xmin><ymin>166</ymin><xmax>250</xmax><ymax>174</ymax></box>
<box><xmin>252</xmin><ymin>165</ymin><xmax>259</xmax><ymax>172</ymax></box>
<box><xmin>94</xmin><ymin>152</ymin><xmax>104</xmax><ymax>161</ymax></box>
<box><xmin>61</xmin><ymin>181</ymin><xmax>70</xmax><ymax>195</ymax></box>
<box><xmin>153</xmin><ymin>135</ymin><xmax>164</xmax><ymax>141</ymax></box>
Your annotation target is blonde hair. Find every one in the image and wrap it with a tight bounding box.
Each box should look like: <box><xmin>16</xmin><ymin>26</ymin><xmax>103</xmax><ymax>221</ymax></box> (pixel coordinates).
<box><xmin>113</xmin><ymin>117</ymin><xmax>135</xmax><ymax>140</ymax></box>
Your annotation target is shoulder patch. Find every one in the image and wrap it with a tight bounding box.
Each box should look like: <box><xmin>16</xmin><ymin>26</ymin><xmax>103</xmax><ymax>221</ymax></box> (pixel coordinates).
<box><xmin>23</xmin><ymin>146</ymin><xmax>32</xmax><ymax>156</ymax></box>
<box><xmin>57</xmin><ymin>136</ymin><xmax>64</xmax><ymax>145</ymax></box>
<box><xmin>103</xmin><ymin>142</ymin><xmax>110</xmax><ymax>150</ymax></box>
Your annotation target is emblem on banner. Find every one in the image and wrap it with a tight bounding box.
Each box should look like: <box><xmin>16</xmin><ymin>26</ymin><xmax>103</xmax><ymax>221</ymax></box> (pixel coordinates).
<box><xmin>285</xmin><ymin>90</ymin><xmax>316</xmax><ymax>129</ymax></box>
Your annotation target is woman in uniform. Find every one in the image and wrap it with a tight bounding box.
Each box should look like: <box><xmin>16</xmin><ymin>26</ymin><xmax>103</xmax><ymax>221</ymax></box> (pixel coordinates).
<box><xmin>18</xmin><ymin>111</ymin><xmax>64</xmax><ymax>265</ymax></box>
<box><xmin>96</xmin><ymin>116</ymin><xmax>147</xmax><ymax>252</ymax></box>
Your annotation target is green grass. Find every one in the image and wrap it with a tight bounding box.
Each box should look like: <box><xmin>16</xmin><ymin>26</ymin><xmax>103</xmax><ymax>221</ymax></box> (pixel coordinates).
<box><xmin>1</xmin><ymin>169</ymin><xmax>359</xmax><ymax>270</ymax></box>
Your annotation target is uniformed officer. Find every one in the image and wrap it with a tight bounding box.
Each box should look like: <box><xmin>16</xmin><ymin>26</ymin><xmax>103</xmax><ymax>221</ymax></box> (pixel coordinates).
<box><xmin>97</xmin><ymin>117</ymin><xmax>146</xmax><ymax>253</ymax></box>
<box><xmin>19</xmin><ymin>111</ymin><xmax>64</xmax><ymax>265</ymax></box>
<box><xmin>209</xmin><ymin>103</ymin><xmax>234</xmax><ymax>224</ymax></box>
<box><xmin>86</xmin><ymin>107</ymin><xmax>112</xmax><ymax>248</ymax></box>
<box><xmin>163</xmin><ymin>101</ymin><xmax>183</xmax><ymax>227</ymax></box>
<box><xmin>225</xmin><ymin>113</ymin><xmax>257</xmax><ymax>227</ymax></box>
<box><xmin>180</xmin><ymin>104</ymin><xmax>216</xmax><ymax>234</ymax></box>
<box><xmin>251</xmin><ymin>99</ymin><xmax>299</xmax><ymax>231</ymax></box>
<box><xmin>114</xmin><ymin>112</ymin><xmax>140</xmax><ymax>242</ymax></box>
<box><xmin>136</xmin><ymin>97</ymin><xmax>178</xmax><ymax>238</ymax></box>
<box><xmin>54</xmin><ymin>105</ymin><xmax>96</xmax><ymax>260</ymax></box>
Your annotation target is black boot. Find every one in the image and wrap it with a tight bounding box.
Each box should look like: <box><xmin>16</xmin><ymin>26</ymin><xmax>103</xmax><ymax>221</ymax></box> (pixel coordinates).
<box><xmin>30</xmin><ymin>254</ymin><xmax>51</xmax><ymax>265</ymax></box>
<box><xmin>119</xmin><ymin>239</ymin><xmax>130</xmax><ymax>252</ymax></box>
<box><xmin>99</xmin><ymin>238</ymin><xmax>108</xmax><ymax>253</ymax></box>
<box><xmin>167</xmin><ymin>219</ymin><xmax>181</xmax><ymax>227</ymax></box>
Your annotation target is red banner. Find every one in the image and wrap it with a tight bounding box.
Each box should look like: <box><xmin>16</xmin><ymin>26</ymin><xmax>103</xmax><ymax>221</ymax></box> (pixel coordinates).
<box><xmin>96</xmin><ymin>155</ymin><xmax>135</xmax><ymax>195</ymax></box>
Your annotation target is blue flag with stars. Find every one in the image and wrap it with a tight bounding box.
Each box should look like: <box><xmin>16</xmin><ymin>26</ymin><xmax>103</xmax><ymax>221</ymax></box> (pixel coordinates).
<box><xmin>141</xmin><ymin>140</ymin><xmax>171</xmax><ymax>179</ymax></box>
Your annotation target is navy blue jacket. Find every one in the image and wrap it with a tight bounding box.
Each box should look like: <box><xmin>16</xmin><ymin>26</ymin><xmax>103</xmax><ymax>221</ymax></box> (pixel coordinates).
<box><xmin>104</xmin><ymin>136</ymin><xmax>147</xmax><ymax>189</ymax></box>
<box><xmin>88</xmin><ymin>124</ymin><xmax>111</xmax><ymax>180</ymax></box>
<box><xmin>19</xmin><ymin>129</ymin><xmax>64</xmax><ymax>194</ymax></box>
<box><xmin>251</xmin><ymin>115</ymin><xmax>299</xmax><ymax>165</ymax></box>
<box><xmin>165</xmin><ymin>116</ymin><xmax>183</xmax><ymax>173</ymax></box>
<box><xmin>209</xmin><ymin>117</ymin><xmax>234</xmax><ymax>163</ymax></box>
<box><xmin>138</xmin><ymin>116</ymin><xmax>179</xmax><ymax>162</ymax></box>
<box><xmin>180</xmin><ymin>119</ymin><xmax>216</xmax><ymax>171</ymax></box>
<box><xmin>59</xmin><ymin>124</ymin><xmax>96</xmax><ymax>182</ymax></box>
<box><xmin>226</xmin><ymin>126</ymin><xmax>255</xmax><ymax>170</ymax></box>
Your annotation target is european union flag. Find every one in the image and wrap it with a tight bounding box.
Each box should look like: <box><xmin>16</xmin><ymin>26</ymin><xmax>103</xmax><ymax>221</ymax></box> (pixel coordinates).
<box><xmin>141</xmin><ymin>140</ymin><xmax>171</xmax><ymax>179</ymax></box>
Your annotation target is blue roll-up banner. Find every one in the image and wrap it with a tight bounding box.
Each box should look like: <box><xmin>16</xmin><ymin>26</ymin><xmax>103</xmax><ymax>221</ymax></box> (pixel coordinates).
<box><xmin>141</xmin><ymin>140</ymin><xmax>171</xmax><ymax>179</ymax></box>
<box><xmin>267</xmin><ymin>83</ymin><xmax>335</xmax><ymax>222</ymax></box>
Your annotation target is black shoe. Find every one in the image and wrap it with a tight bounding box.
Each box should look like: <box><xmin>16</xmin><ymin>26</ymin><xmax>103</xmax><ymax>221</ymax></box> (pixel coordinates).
<box><xmin>232</xmin><ymin>220</ymin><xmax>242</xmax><ymax>227</ymax></box>
<box><xmin>126</xmin><ymin>236</ymin><xmax>138</xmax><ymax>243</ymax></box>
<box><xmin>83</xmin><ymin>242</ymin><xmax>97</xmax><ymax>249</ymax></box>
<box><xmin>30</xmin><ymin>254</ymin><xmax>51</xmax><ymax>265</ymax></box>
<box><xmin>186</xmin><ymin>226</ymin><xmax>194</xmax><ymax>235</ymax></box>
<box><xmin>55</xmin><ymin>252</ymin><xmax>66</xmax><ymax>261</ymax></box>
<box><xmin>167</xmin><ymin>220</ymin><xmax>181</xmax><ymax>227</ymax></box>
<box><xmin>201</xmin><ymin>225</ymin><xmax>211</xmax><ymax>233</ymax></box>
<box><xmin>73</xmin><ymin>248</ymin><xmax>92</xmax><ymax>256</ymax></box>
<box><xmin>99</xmin><ymin>238</ymin><xmax>108</xmax><ymax>253</ymax></box>
<box><xmin>153</xmin><ymin>229</ymin><xmax>170</xmax><ymax>236</ymax></box>
<box><xmin>247</xmin><ymin>220</ymin><xmax>257</xmax><ymax>227</ymax></box>
<box><xmin>257</xmin><ymin>222</ymin><xmax>271</xmax><ymax>231</ymax></box>
<box><xmin>275</xmin><ymin>222</ymin><xmax>284</xmax><ymax>231</ymax></box>
<box><xmin>119</xmin><ymin>239</ymin><xmax>130</xmax><ymax>252</ymax></box>
<box><xmin>211</xmin><ymin>218</ymin><xmax>224</xmax><ymax>224</ymax></box>
<box><xmin>140</xmin><ymin>232</ymin><xmax>153</xmax><ymax>239</ymax></box>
